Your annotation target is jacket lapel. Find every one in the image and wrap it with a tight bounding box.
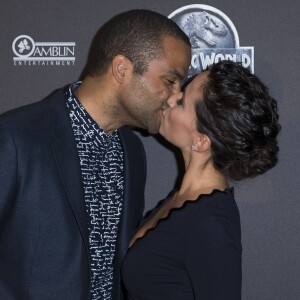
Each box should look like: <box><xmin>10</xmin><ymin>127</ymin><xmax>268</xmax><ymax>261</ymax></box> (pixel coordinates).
<box><xmin>48</xmin><ymin>90</ymin><xmax>90</xmax><ymax>259</ymax></box>
<box><xmin>112</xmin><ymin>126</ymin><xmax>146</xmax><ymax>299</ymax></box>
<box><xmin>116</xmin><ymin>126</ymin><xmax>146</xmax><ymax>256</ymax></box>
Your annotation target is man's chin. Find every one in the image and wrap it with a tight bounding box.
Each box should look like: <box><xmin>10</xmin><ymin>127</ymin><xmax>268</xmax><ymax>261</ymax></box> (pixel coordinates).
<box><xmin>142</xmin><ymin>115</ymin><xmax>162</xmax><ymax>134</ymax></box>
<box><xmin>131</xmin><ymin>123</ymin><xmax>157</xmax><ymax>135</ymax></box>
<box><xmin>147</xmin><ymin>127</ymin><xmax>159</xmax><ymax>135</ymax></box>
<box><xmin>152</xmin><ymin>118</ymin><xmax>164</xmax><ymax>135</ymax></box>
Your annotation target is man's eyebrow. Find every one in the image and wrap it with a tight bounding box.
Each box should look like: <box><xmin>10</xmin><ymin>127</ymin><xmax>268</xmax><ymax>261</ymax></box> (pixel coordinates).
<box><xmin>166</xmin><ymin>70</ymin><xmax>185</xmax><ymax>82</ymax></box>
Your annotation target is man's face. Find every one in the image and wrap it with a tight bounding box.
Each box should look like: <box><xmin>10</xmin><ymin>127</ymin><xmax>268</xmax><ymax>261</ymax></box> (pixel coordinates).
<box><xmin>120</xmin><ymin>36</ymin><xmax>191</xmax><ymax>134</ymax></box>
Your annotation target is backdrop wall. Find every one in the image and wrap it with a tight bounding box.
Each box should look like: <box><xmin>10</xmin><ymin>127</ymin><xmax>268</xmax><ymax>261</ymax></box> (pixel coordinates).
<box><xmin>1</xmin><ymin>1</ymin><xmax>299</xmax><ymax>299</ymax></box>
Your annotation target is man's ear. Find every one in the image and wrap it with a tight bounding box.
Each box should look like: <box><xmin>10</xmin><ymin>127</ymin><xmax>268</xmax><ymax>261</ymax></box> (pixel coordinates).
<box><xmin>191</xmin><ymin>132</ymin><xmax>211</xmax><ymax>152</ymax></box>
<box><xmin>111</xmin><ymin>55</ymin><xmax>133</xmax><ymax>84</ymax></box>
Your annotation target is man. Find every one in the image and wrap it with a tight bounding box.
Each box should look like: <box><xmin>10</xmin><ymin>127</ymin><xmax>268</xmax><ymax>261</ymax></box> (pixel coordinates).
<box><xmin>0</xmin><ymin>9</ymin><xmax>191</xmax><ymax>300</ymax></box>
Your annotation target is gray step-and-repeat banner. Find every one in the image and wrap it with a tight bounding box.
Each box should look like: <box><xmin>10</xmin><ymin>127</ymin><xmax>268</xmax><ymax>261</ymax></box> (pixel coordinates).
<box><xmin>1</xmin><ymin>0</ymin><xmax>299</xmax><ymax>299</ymax></box>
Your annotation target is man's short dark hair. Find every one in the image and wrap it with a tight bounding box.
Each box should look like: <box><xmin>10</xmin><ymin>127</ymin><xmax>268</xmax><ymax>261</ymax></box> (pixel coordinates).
<box><xmin>86</xmin><ymin>9</ymin><xmax>190</xmax><ymax>76</ymax></box>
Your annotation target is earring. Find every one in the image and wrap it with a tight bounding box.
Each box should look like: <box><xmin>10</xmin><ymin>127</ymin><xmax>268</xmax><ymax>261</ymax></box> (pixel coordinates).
<box><xmin>191</xmin><ymin>145</ymin><xmax>197</xmax><ymax>151</ymax></box>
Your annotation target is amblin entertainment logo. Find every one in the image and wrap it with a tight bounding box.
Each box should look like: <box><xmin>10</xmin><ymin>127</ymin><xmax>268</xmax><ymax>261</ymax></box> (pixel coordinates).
<box><xmin>12</xmin><ymin>35</ymin><xmax>76</xmax><ymax>66</ymax></box>
<box><xmin>169</xmin><ymin>4</ymin><xmax>254</xmax><ymax>76</ymax></box>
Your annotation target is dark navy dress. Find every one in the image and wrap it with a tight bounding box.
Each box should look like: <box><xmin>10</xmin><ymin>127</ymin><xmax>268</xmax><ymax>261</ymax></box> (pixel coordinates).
<box><xmin>121</xmin><ymin>189</ymin><xmax>242</xmax><ymax>299</ymax></box>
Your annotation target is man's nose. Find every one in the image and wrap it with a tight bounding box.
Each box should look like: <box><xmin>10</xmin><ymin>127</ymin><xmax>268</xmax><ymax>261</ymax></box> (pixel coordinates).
<box><xmin>171</xmin><ymin>82</ymin><xmax>181</xmax><ymax>94</ymax></box>
<box><xmin>167</xmin><ymin>92</ymin><xmax>183</xmax><ymax>108</ymax></box>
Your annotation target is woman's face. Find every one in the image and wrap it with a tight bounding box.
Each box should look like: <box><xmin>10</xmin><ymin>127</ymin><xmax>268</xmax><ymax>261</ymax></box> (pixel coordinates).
<box><xmin>159</xmin><ymin>71</ymin><xmax>208</xmax><ymax>150</ymax></box>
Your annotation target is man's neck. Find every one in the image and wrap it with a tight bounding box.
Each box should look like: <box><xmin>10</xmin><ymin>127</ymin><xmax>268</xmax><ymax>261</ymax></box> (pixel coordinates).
<box><xmin>74</xmin><ymin>76</ymin><xmax>122</xmax><ymax>133</ymax></box>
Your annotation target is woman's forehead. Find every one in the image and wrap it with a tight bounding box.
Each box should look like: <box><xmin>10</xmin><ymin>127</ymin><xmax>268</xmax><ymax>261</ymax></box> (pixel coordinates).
<box><xmin>186</xmin><ymin>71</ymin><xmax>208</xmax><ymax>93</ymax></box>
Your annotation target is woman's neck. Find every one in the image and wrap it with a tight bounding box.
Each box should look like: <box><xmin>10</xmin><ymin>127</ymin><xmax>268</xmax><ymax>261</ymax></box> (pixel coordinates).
<box><xmin>177</xmin><ymin>152</ymin><xmax>228</xmax><ymax>201</ymax></box>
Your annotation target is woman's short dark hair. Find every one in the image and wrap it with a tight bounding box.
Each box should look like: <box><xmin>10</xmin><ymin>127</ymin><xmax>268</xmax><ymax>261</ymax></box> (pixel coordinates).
<box><xmin>86</xmin><ymin>9</ymin><xmax>190</xmax><ymax>76</ymax></box>
<box><xmin>195</xmin><ymin>60</ymin><xmax>281</xmax><ymax>180</ymax></box>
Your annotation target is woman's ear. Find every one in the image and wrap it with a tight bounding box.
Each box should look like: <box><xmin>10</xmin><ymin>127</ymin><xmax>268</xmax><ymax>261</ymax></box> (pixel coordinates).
<box><xmin>111</xmin><ymin>55</ymin><xmax>133</xmax><ymax>84</ymax></box>
<box><xmin>191</xmin><ymin>133</ymin><xmax>211</xmax><ymax>152</ymax></box>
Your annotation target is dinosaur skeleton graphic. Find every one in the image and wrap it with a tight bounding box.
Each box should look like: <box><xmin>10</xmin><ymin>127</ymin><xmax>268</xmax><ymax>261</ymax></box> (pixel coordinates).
<box><xmin>183</xmin><ymin>12</ymin><xmax>228</xmax><ymax>48</ymax></box>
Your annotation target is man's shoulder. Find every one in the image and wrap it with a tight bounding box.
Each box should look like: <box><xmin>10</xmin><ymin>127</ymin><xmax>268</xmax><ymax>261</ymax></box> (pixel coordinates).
<box><xmin>0</xmin><ymin>87</ymin><xmax>67</xmax><ymax>139</ymax></box>
<box><xmin>1</xmin><ymin>87</ymin><xmax>64</xmax><ymax>120</ymax></box>
<box><xmin>0</xmin><ymin>87</ymin><xmax>66</xmax><ymax>127</ymax></box>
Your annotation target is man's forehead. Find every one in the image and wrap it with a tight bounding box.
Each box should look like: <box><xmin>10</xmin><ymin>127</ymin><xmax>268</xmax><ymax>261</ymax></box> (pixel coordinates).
<box><xmin>161</xmin><ymin>37</ymin><xmax>191</xmax><ymax>78</ymax></box>
<box><xmin>147</xmin><ymin>58</ymin><xmax>186</xmax><ymax>77</ymax></box>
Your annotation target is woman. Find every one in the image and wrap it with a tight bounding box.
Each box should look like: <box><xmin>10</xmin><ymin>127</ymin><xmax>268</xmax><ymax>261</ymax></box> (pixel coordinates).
<box><xmin>121</xmin><ymin>60</ymin><xmax>280</xmax><ymax>299</ymax></box>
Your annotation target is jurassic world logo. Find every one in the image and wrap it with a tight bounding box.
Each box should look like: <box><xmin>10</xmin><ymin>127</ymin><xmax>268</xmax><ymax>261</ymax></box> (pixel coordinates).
<box><xmin>169</xmin><ymin>4</ymin><xmax>254</xmax><ymax>76</ymax></box>
<box><xmin>12</xmin><ymin>35</ymin><xmax>76</xmax><ymax>66</ymax></box>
